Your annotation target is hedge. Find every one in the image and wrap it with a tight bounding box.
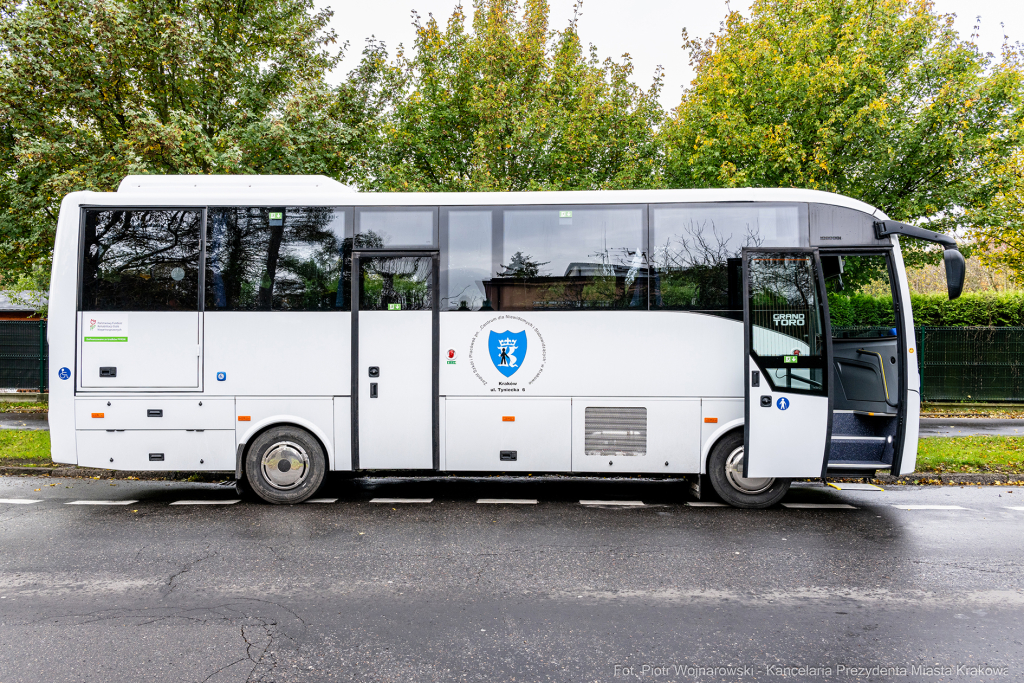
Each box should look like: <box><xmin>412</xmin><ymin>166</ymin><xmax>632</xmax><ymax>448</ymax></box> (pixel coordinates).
<box><xmin>827</xmin><ymin>292</ymin><xmax>1024</xmax><ymax>327</ymax></box>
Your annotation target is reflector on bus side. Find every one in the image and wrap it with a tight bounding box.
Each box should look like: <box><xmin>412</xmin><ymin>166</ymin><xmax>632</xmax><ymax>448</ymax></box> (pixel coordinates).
<box><xmin>238</xmin><ymin>416</ymin><xmax>251</xmax><ymax>421</ymax></box>
<box><xmin>91</xmin><ymin>413</ymin><xmax>104</xmax><ymax>418</ymax></box>
<box><xmin>502</xmin><ymin>416</ymin><xmax>515</xmax><ymax>422</ymax></box>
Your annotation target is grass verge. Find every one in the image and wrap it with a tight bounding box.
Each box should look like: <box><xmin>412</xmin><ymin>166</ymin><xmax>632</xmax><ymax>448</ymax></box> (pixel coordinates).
<box><xmin>0</xmin><ymin>429</ymin><xmax>51</xmax><ymax>464</ymax></box>
<box><xmin>922</xmin><ymin>403</ymin><xmax>1024</xmax><ymax>418</ymax></box>
<box><xmin>916</xmin><ymin>436</ymin><xmax>1024</xmax><ymax>473</ymax></box>
<box><xmin>0</xmin><ymin>400</ymin><xmax>48</xmax><ymax>414</ymax></box>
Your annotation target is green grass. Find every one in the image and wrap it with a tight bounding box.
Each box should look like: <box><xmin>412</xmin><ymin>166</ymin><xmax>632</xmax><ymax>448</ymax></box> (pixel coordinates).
<box><xmin>917</xmin><ymin>436</ymin><xmax>1024</xmax><ymax>474</ymax></box>
<box><xmin>0</xmin><ymin>400</ymin><xmax>48</xmax><ymax>413</ymax></box>
<box><xmin>0</xmin><ymin>430</ymin><xmax>52</xmax><ymax>464</ymax></box>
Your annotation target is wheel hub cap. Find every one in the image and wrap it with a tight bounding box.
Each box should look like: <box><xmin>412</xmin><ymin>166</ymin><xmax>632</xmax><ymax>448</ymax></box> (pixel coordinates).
<box><xmin>261</xmin><ymin>441</ymin><xmax>309</xmax><ymax>490</ymax></box>
<box><xmin>724</xmin><ymin>446</ymin><xmax>774</xmax><ymax>495</ymax></box>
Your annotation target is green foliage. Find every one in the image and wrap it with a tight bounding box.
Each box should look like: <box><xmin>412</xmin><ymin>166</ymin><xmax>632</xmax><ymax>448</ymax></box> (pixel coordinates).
<box><xmin>0</xmin><ymin>0</ymin><xmax>373</xmax><ymax>283</ymax></box>
<box><xmin>829</xmin><ymin>291</ymin><xmax>1024</xmax><ymax>326</ymax></box>
<box><xmin>917</xmin><ymin>436</ymin><xmax>1024</xmax><ymax>474</ymax></box>
<box><xmin>661</xmin><ymin>0</ymin><xmax>1024</xmax><ymax>268</ymax></box>
<box><xmin>357</xmin><ymin>0</ymin><xmax>664</xmax><ymax>192</ymax></box>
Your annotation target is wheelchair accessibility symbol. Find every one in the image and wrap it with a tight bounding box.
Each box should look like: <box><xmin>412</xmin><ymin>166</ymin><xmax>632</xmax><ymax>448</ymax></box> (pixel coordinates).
<box><xmin>776</xmin><ymin>397</ymin><xmax>790</xmax><ymax>411</ymax></box>
<box><xmin>58</xmin><ymin>367</ymin><xmax>71</xmax><ymax>380</ymax></box>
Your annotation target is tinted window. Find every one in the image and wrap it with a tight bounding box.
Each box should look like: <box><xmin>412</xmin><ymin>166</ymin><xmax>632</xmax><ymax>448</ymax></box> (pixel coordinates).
<box><xmin>445</xmin><ymin>209</ymin><xmax>492</xmax><ymax>311</ymax></box>
<box><xmin>80</xmin><ymin>209</ymin><xmax>201</xmax><ymax>311</ymax></box>
<box><xmin>205</xmin><ymin>207</ymin><xmax>350</xmax><ymax>311</ymax></box>
<box><xmin>651</xmin><ymin>204</ymin><xmax>805</xmax><ymax>315</ymax></box>
<box><xmin>356</xmin><ymin>208</ymin><xmax>436</xmax><ymax>248</ymax></box>
<box><xmin>487</xmin><ymin>206</ymin><xmax>647</xmax><ymax>311</ymax></box>
<box><xmin>359</xmin><ymin>256</ymin><xmax>433</xmax><ymax>311</ymax></box>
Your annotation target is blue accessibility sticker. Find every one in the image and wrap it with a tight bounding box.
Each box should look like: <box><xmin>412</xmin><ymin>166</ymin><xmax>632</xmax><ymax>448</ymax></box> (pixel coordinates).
<box><xmin>216</xmin><ymin>372</ymin><xmax>226</xmax><ymax>381</ymax></box>
<box><xmin>776</xmin><ymin>397</ymin><xmax>790</xmax><ymax>411</ymax></box>
<box><xmin>58</xmin><ymin>367</ymin><xmax>71</xmax><ymax>380</ymax></box>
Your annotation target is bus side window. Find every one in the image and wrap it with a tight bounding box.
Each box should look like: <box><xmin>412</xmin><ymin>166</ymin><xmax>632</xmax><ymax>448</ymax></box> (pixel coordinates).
<box><xmin>205</xmin><ymin>207</ymin><xmax>351</xmax><ymax>311</ymax></box>
<box><xmin>650</xmin><ymin>203</ymin><xmax>806</xmax><ymax>318</ymax></box>
<box><xmin>485</xmin><ymin>205</ymin><xmax>648</xmax><ymax>311</ymax></box>
<box><xmin>80</xmin><ymin>209</ymin><xmax>202</xmax><ymax>312</ymax></box>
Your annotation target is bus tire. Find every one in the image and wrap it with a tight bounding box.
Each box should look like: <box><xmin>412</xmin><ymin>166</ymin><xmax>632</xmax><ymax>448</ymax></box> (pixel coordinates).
<box><xmin>244</xmin><ymin>426</ymin><xmax>326</xmax><ymax>505</ymax></box>
<box><xmin>707</xmin><ymin>431</ymin><xmax>790</xmax><ymax>509</ymax></box>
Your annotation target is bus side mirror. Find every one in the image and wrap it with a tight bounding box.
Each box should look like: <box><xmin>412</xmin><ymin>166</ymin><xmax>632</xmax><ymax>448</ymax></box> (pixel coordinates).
<box><xmin>943</xmin><ymin>248</ymin><xmax>965</xmax><ymax>300</ymax></box>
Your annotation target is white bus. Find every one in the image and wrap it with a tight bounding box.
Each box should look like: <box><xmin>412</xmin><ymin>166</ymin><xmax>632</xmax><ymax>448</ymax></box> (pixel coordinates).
<box><xmin>47</xmin><ymin>176</ymin><xmax>965</xmax><ymax>507</ymax></box>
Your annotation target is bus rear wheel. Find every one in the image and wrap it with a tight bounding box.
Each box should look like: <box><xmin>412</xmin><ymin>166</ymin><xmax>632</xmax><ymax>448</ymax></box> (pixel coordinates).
<box><xmin>244</xmin><ymin>426</ymin><xmax>326</xmax><ymax>505</ymax></box>
<box><xmin>707</xmin><ymin>431</ymin><xmax>790</xmax><ymax>509</ymax></box>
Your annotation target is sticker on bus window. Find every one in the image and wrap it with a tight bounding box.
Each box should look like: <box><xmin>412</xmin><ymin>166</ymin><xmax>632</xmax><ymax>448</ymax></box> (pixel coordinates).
<box><xmin>784</xmin><ymin>355</ymin><xmax>798</xmax><ymax>364</ymax></box>
<box><xmin>559</xmin><ymin>211</ymin><xmax>572</xmax><ymax>218</ymax></box>
<box><xmin>268</xmin><ymin>212</ymin><xmax>283</xmax><ymax>220</ymax></box>
<box><xmin>387</xmin><ymin>303</ymin><xmax>401</xmax><ymax>311</ymax></box>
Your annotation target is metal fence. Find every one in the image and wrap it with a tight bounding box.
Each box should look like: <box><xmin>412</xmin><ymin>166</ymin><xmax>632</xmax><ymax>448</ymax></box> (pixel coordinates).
<box><xmin>0</xmin><ymin>320</ymin><xmax>47</xmax><ymax>393</ymax></box>
<box><xmin>916</xmin><ymin>327</ymin><xmax>1024</xmax><ymax>403</ymax></box>
<box><xmin>1</xmin><ymin>321</ymin><xmax>1022</xmax><ymax>402</ymax></box>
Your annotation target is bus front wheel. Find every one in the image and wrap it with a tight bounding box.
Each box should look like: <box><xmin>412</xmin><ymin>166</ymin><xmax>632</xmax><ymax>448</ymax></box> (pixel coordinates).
<box><xmin>244</xmin><ymin>426</ymin><xmax>326</xmax><ymax>505</ymax></box>
<box><xmin>707</xmin><ymin>431</ymin><xmax>790</xmax><ymax>509</ymax></box>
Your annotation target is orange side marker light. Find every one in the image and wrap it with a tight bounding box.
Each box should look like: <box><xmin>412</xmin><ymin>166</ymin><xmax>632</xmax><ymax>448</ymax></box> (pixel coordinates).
<box><xmin>91</xmin><ymin>412</ymin><xmax>104</xmax><ymax>418</ymax></box>
<box><xmin>238</xmin><ymin>416</ymin><xmax>251</xmax><ymax>421</ymax></box>
<box><xmin>502</xmin><ymin>416</ymin><xmax>515</xmax><ymax>422</ymax></box>
<box><xmin>704</xmin><ymin>417</ymin><xmax>718</xmax><ymax>423</ymax></box>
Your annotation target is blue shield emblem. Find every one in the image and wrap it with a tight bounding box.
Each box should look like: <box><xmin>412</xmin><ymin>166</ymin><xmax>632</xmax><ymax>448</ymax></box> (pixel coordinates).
<box><xmin>489</xmin><ymin>330</ymin><xmax>528</xmax><ymax>377</ymax></box>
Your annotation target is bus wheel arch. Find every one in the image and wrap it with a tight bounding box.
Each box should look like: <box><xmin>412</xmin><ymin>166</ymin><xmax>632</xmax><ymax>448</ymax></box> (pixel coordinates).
<box><xmin>705</xmin><ymin>428</ymin><xmax>790</xmax><ymax>509</ymax></box>
<box><xmin>240</xmin><ymin>423</ymin><xmax>328</xmax><ymax>505</ymax></box>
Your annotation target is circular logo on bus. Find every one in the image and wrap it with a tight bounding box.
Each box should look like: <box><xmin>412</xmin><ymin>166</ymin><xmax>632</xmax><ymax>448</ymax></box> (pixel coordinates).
<box><xmin>446</xmin><ymin>349</ymin><xmax>457</xmax><ymax>360</ymax></box>
<box><xmin>58</xmin><ymin>367</ymin><xmax>71</xmax><ymax>380</ymax></box>
<box><xmin>777</xmin><ymin>397</ymin><xmax>790</xmax><ymax>411</ymax></box>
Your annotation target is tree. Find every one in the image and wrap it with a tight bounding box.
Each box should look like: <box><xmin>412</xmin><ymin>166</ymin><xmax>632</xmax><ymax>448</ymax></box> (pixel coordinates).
<box><xmin>661</xmin><ymin>0</ymin><xmax>1024</xmax><ymax>265</ymax></box>
<box><xmin>0</xmin><ymin>0</ymin><xmax>372</xmax><ymax>284</ymax></box>
<box><xmin>968</xmin><ymin>150</ymin><xmax>1024</xmax><ymax>285</ymax></box>
<box><xmin>357</xmin><ymin>0</ymin><xmax>664</xmax><ymax>192</ymax></box>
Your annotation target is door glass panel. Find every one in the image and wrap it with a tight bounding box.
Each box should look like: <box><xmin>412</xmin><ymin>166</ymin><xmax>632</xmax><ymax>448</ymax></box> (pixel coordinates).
<box><xmin>748</xmin><ymin>252</ymin><xmax>826</xmax><ymax>395</ymax></box>
<box><xmin>445</xmin><ymin>209</ymin><xmax>492</xmax><ymax>311</ymax></box>
<box><xmin>360</xmin><ymin>256</ymin><xmax>433</xmax><ymax>311</ymax></box>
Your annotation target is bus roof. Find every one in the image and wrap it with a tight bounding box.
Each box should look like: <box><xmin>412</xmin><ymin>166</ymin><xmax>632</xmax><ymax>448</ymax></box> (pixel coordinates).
<box><xmin>110</xmin><ymin>175</ymin><xmax>886</xmax><ymax>218</ymax></box>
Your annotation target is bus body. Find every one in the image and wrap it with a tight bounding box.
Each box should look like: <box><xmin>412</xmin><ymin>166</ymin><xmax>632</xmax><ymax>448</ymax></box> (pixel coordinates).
<box><xmin>47</xmin><ymin>176</ymin><xmax>962</xmax><ymax>507</ymax></box>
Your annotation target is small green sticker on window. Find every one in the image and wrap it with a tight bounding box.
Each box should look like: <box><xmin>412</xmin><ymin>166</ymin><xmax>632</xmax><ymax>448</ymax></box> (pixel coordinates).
<box><xmin>387</xmin><ymin>303</ymin><xmax>401</xmax><ymax>311</ymax></box>
<box><xmin>784</xmin><ymin>355</ymin><xmax>799</xmax><ymax>364</ymax></box>
<box><xmin>559</xmin><ymin>210</ymin><xmax>572</xmax><ymax>218</ymax></box>
<box><xmin>268</xmin><ymin>211</ymin><xmax>283</xmax><ymax>220</ymax></box>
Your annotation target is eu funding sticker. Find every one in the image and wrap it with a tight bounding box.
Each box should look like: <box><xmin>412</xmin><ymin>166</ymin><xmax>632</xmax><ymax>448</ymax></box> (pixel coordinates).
<box><xmin>84</xmin><ymin>318</ymin><xmax>128</xmax><ymax>342</ymax></box>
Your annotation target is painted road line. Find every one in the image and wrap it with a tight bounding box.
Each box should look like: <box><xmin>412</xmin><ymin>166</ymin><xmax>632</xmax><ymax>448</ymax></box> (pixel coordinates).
<box><xmin>66</xmin><ymin>500</ymin><xmax>139</xmax><ymax>505</ymax></box>
<box><xmin>370</xmin><ymin>498</ymin><xmax>434</xmax><ymax>504</ymax></box>
<box><xmin>782</xmin><ymin>503</ymin><xmax>858</xmax><ymax>510</ymax></box>
<box><xmin>477</xmin><ymin>499</ymin><xmax>539</xmax><ymax>504</ymax></box>
<box><xmin>580</xmin><ymin>500</ymin><xmax>645</xmax><ymax>507</ymax></box>
<box><xmin>891</xmin><ymin>504</ymin><xmax>968</xmax><ymax>510</ymax></box>
<box><xmin>686</xmin><ymin>501</ymin><xmax>728</xmax><ymax>507</ymax></box>
<box><xmin>0</xmin><ymin>499</ymin><xmax>42</xmax><ymax>504</ymax></box>
<box><xmin>169</xmin><ymin>500</ymin><xmax>241</xmax><ymax>505</ymax></box>
<box><xmin>305</xmin><ymin>498</ymin><xmax>339</xmax><ymax>504</ymax></box>
<box><xmin>828</xmin><ymin>483</ymin><xmax>884</xmax><ymax>491</ymax></box>
<box><xmin>1006</xmin><ymin>506</ymin><xmax>1024</xmax><ymax>511</ymax></box>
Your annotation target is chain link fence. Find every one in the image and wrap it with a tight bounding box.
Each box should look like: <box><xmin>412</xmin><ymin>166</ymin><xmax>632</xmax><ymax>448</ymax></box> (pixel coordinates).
<box><xmin>2</xmin><ymin>321</ymin><xmax>1022</xmax><ymax>402</ymax></box>
<box><xmin>0</xmin><ymin>320</ymin><xmax>48</xmax><ymax>393</ymax></box>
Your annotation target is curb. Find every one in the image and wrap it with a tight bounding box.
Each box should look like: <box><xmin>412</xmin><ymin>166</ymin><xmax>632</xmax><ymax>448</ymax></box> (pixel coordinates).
<box><xmin>2</xmin><ymin>466</ymin><xmax>1023</xmax><ymax>486</ymax></box>
<box><xmin>0</xmin><ymin>466</ymin><xmax>229</xmax><ymax>482</ymax></box>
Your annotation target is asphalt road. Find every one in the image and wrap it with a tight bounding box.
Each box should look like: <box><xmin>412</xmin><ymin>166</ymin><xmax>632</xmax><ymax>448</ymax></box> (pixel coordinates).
<box><xmin>1</xmin><ymin>475</ymin><xmax>1022</xmax><ymax>683</ymax></box>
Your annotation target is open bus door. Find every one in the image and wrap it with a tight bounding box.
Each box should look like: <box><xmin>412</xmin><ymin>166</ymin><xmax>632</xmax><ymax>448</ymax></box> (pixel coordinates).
<box><xmin>743</xmin><ymin>249</ymin><xmax>833</xmax><ymax>478</ymax></box>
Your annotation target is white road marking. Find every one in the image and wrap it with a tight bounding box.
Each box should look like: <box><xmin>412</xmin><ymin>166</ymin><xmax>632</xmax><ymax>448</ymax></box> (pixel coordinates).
<box><xmin>66</xmin><ymin>500</ymin><xmax>138</xmax><ymax>505</ymax></box>
<box><xmin>169</xmin><ymin>500</ymin><xmax>241</xmax><ymax>505</ymax></box>
<box><xmin>305</xmin><ymin>498</ymin><xmax>339</xmax><ymax>504</ymax></box>
<box><xmin>1005</xmin><ymin>506</ymin><xmax>1024</xmax><ymax>511</ymax></box>
<box><xmin>686</xmin><ymin>501</ymin><xmax>728</xmax><ymax>507</ymax></box>
<box><xmin>828</xmin><ymin>483</ymin><xmax>884</xmax><ymax>491</ymax></box>
<box><xmin>370</xmin><ymin>498</ymin><xmax>433</xmax><ymax>504</ymax></box>
<box><xmin>891</xmin><ymin>505</ymin><xmax>968</xmax><ymax>510</ymax></box>
<box><xmin>782</xmin><ymin>503</ymin><xmax>858</xmax><ymax>509</ymax></box>
<box><xmin>0</xmin><ymin>499</ymin><xmax>42</xmax><ymax>504</ymax></box>
<box><xmin>477</xmin><ymin>499</ymin><xmax>538</xmax><ymax>504</ymax></box>
<box><xmin>580</xmin><ymin>500</ymin><xmax>645</xmax><ymax>507</ymax></box>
